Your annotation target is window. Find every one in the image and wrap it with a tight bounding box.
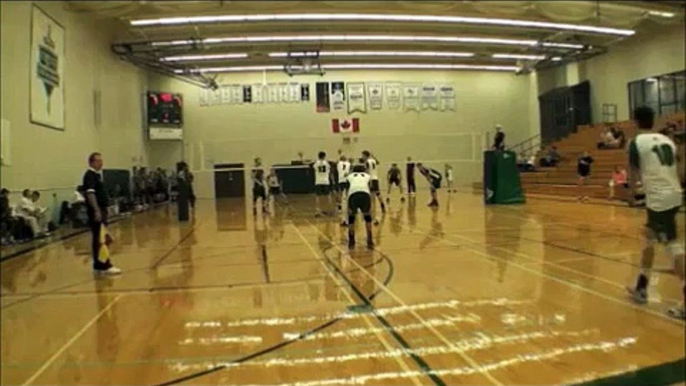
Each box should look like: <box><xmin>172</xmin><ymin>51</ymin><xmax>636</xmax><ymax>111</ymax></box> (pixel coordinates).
<box><xmin>628</xmin><ymin>69</ymin><xmax>686</xmax><ymax>118</ymax></box>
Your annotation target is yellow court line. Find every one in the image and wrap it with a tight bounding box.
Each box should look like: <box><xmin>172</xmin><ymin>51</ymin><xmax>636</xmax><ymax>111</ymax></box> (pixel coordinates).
<box><xmin>303</xmin><ymin>221</ymin><xmax>504</xmax><ymax>386</ymax></box>
<box><xmin>405</xmin><ymin>222</ymin><xmax>683</xmax><ymax>325</ymax></box>
<box><xmin>21</xmin><ymin>294</ymin><xmax>124</xmax><ymax>386</ymax></box>
<box><xmin>290</xmin><ymin>223</ymin><xmax>424</xmax><ymax>386</ymax></box>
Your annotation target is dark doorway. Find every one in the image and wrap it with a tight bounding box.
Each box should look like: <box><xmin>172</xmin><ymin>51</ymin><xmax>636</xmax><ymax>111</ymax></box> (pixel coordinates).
<box><xmin>214</xmin><ymin>163</ymin><xmax>245</xmax><ymax>198</ymax></box>
<box><xmin>539</xmin><ymin>81</ymin><xmax>591</xmax><ymax>144</ymax></box>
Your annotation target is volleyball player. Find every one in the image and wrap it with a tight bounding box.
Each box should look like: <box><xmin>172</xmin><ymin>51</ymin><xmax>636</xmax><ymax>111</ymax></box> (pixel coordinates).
<box><xmin>266</xmin><ymin>168</ymin><xmax>287</xmax><ymax>205</ymax></box>
<box><xmin>361</xmin><ymin>150</ymin><xmax>386</xmax><ymax>213</ymax></box>
<box><xmin>386</xmin><ymin>163</ymin><xmax>404</xmax><ymax>203</ymax></box>
<box><xmin>626</xmin><ymin>106</ymin><xmax>685</xmax><ymax>320</ymax></box>
<box><xmin>417</xmin><ymin>163</ymin><xmax>442</xmax><ymax>207</ymax></box>
<box><xmin>313</xmin><ymin>151</ymin><xmax>332</xmax><ymax>216</ymax></box>
<box><xmin>346</xmin><ymin>164</ymin><xmax>374</xmax><ymax>249</ymax></box>
<box><xmin>251</xmin><ymin>158</ymin><xmax>268</xmax><ymax>215</ymax></box>
<box><xmin>337</xmin><ymin>155</ymin><xmax>351</xmax><ymax>211</ymax></box>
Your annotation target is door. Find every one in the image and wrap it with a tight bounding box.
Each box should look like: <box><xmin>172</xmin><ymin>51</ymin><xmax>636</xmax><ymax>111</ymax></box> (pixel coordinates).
<box><xmin>214</xmin><ymin>163</ymin><xmax>245</xmax><ymax>198</ymax></box>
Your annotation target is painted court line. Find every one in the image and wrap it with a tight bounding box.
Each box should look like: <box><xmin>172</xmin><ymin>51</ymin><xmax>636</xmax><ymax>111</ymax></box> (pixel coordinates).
<box><xmin>21</xmin><ymin>295</ymin><xmax>123</xmax><ymax>386</ymax></box>
<box><xmin>303</xmin><ymin>221</ymin><xmax>505</xmax><ymax>386</ymax></box>
<box><xmin>291</xmin><ymin>223</ymin><xmax>425</xmax><ymax>386</ymax></box>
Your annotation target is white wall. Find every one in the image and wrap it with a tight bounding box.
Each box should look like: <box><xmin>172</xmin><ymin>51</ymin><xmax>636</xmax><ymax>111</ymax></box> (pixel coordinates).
<box><xmin>148</xmin><ymin>70</ymin><xmax>534</xmax><ymax>197</ymax></box>
<box><xmin>0</xmin><ymin>1</ymin><xmax>147</xmax><ymax>211</ymax></box>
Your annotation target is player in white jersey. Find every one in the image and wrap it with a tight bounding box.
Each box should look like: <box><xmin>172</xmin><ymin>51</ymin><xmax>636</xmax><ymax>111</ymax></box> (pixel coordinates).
<box><xmin>346</xmin><ymin>165</ymin><xmax>374</xmax><ymax>249</ymax></box>
<box><xmin>361</xmin><ymin>150</ymin><xmax>386</xmax><ymax>213</ymax></box>
<box><xmin>626</xmin><ymin>106</ymin><xmax>685</xmax><ymax>320</ymax></box>
<box><xmin>336</xmin><ymin>155</ymin><xmax>352</xmax><ymax>211</ymax></box>
<box><xmin>312</xmin><ymin>151</ymin><xmax>332</xmax><ymax>216</ymax></box>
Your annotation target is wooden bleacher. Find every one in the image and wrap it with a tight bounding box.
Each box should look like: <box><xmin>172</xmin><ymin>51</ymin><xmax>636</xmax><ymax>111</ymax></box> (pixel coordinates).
<box><xmin>522</xmin><ymin>112</ymin><xmax>684</xmax><ymax>199</ymax></box>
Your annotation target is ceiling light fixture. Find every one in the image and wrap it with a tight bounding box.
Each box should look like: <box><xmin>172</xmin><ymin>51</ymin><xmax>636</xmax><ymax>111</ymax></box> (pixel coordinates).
<box><xmin>130</xmin><ymin>13</ymin><xmax>635</xmax><ymax>36</ymax></box>
<box><xmin>551</xmin><ymin>57</ymin><xmax>562</xmax><ymax>61</ymax></box>
<box><xmin>648</xmin><ymin>10</ymin><xmax>675</xmax><ymax>18</ymax></box>
<box><xmin>177</xmin><ymin>63</ymin><xmax>519</xmax><ymax>74</ymax></box>
<box><xmin>269</xmin><ymin>51</ymin><xmax>475</xmax><ymax>58</ymax></box>
<box><xmin>151</xmin><ymin>34</ymin><xmax>579</xmax><ymax>49</ymax></box>
<box><xmin>161</xmin><ymin>53</ymin><xmax>249</xmax><ymax>61</ymax></box>
<box><xmin>492</xmin><ymin>54</ymin><xmax>546</xmax><ymax>60</ymax></box>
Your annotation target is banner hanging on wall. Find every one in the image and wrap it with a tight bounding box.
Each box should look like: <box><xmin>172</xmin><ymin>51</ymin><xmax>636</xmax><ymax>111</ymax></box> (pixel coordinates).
<box><xmin>243</xmin><ymin>85</ymin><xmax>252</xmax><ymax>103</ymax></box>
<box><xmin>421</xmin><ymin>84</ymin><xmax>439</xmax><ymax>110</ymax></box>
<box><xmin>367</xmin><ymin>83</ymin><xmax>383</xmax><ymax>110</ymax></box>
<box><xmin>439</xmin><ymin>84</ymin><xmax>456</xmax><ymax>111</ymax></box>
<box><xmin>252</xmin><ymin>84</ymin><xmax>264</xmax><ymax>103</ymax></box>
<box><xmin>30</xmin><ymin>5</ymin><xmax>66</xmax><ymax>130</ymax></box>
<box><xmin>210</xmin><ymin>89</ymin><xmax>222</xmax><ymax>106</ymax></box>
<box><xmin>331</xmin><ymin>82</ymin><xmax>346</xmax><ymax>111</ymax></box>
<box><xmin>403</xmin><ymin>84</ymin><xmax>420</xmax><ymax>112</ymax></box>
<box><xmin>231</xmin><ymin>85</ymin><xmax>243</xmax><ymax>104</ymax></box>
<box><xmin>385</xmin><ymin>83</ymin><xmax>401</xmax><ymax>110</ymax></box>
<box><xmin>221</xmin><ymin>87</ymin><xmax>232</xmax><ymax>104</ymax></box>
<box><xmin>316</xmin><ymin>82</ymin><xmax>330</xmax><ymax>112</ymax></box>
<box><xmin>268</xmin><ymin>84</ymin><xmax>280</xmax><ymax>103</ymax></box>
<box><xmin>346</xmin><ymin>82</ymin><xmax>367</xmax><ymax>114</ymax></box>
<box><xmin>280</xmin><ymin>83</ymin><xmax>291</xmax><ymax>102</ymax></box>
<box><xmin>300</xmin><ymin>84</ymin><xmax>310</xmax><ymax>101</ymax></box>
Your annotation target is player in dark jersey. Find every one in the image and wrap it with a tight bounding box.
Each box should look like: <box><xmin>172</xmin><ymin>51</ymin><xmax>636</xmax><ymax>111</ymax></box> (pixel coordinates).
<box><xmin>406</xmin><ymin>157</ymin><xmax>416</xmax><ymax>196</ymax></box>
<box><xmin>251</xmin><ymin>157</ymin><xmax>268</xmax><ymax>215</ymax></box>
<box><xmin>386</xmin><ymin>163</ymin><xmax>404</xmax><ymax>204</ymax></box>
<box><xmin>417</xmin><ymin>163</ymin><xmax>442</xmax><ymax>207</ymax></box>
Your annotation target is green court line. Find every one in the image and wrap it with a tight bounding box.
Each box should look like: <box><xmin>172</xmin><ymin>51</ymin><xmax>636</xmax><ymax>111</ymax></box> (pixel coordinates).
<box><xmin>569</xmin><ymin>357</ymin><xmax>686</xmax><ymax>386</ymax></box>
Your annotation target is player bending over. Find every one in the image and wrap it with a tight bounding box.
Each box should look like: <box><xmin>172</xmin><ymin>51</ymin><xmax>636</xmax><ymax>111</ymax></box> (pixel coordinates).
<box><xmin>386</xmin><ymin>163</ymin><xmax>404</xmax><ymax>203</ymax></box>
<box><xmin>361</xmin><ymin>150</ymin><xmax>386</xmax><ymax>213</ymax></box>
<box><xmin>313</xmin><ymin>151</ymin><xmax>332</xmax><ymax>216</ymax></box>
<box><xmin>626</xmin><ymin>106</ymin><xmax>685</xmax><ymax>320</ymax></box>
<box><xmin>346</xmin><ymin>165</ymin><xmax>374</xmax><ymax>249</ymax></box>
<box><xmin>251</xmin><ymin>158</ymin><xmax>269</xmax><ymax>215</ymax></box>
<box><xmin>417</xmin><ymin>163</ymin><xmax>442</xmax><ymax>207</ymax></box>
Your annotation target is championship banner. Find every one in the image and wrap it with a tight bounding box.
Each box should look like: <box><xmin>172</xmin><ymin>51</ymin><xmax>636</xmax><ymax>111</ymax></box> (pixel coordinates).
<box><xmin>199</xmin><ymin>88</ymin><xmax>209</xmax><ymax>107</ymax></box>
<box><xmin>289</xmin><ymin>83</ymin><xmax>300</xmax><ymax>103</ymax></box>
<box><xmin>439</xmin><ymin>84</ymin><xmax>456</xmax><ymax>111</ymax></box>
<box><xmin>210</xmin><ymin>89</ymin><xmax>222</xmax><ymax>106</ymax></box>
<box><xmin>331</xmin><ymin>81</ymin><xmax>346</xmax><ymax>111</ymax></box>
<box><xmin>316</xmin><ymin>82</ymin><xmax>330</xmax><ymax>112</ymax></box>
<box><xmin>231</xmin><ymin>85</ymin><xmax>243</xmax><ymax>104</ymax></box>
<box><xmin>252</xmin><ymin>84</ymin><xmax>264</xmax><ymax>103</ymax></box>
<box><xmin>268</xmin><ymin>84</ymin><xmax>280</xmax><ymax>103</ymax></box>
<box><xmin>280</xmin><ymin>83</ymin><xmax>291</xmax><ymax>102</ymax></box>
<box><xmin>300</xmin><ymin>83</ymin><xmax>310</xmax><ymax>102</ymax></box>
<box><xmin>221</xmin><ymin>86</ymin><xmax>232</xmax><ymax>105</ymax></box>
<box><xmin>385</xmin><ymin>82</ymin><xmax>401</xmax><ymax>110</ymax></box>
<box><xmin>243</xmin><ymin>85</ymin><xmax>252</xmax><ymax>103</ymax></box>
<box><xmin>347</xmin><ymin>82</ymin><xmax>367</xmax><ymax>114</ymax></box>
<box><xmin>367</xmin><ymin>83</ymin><xmax>383</xmax><ymax>110</ymax></box>
<box><xmin>421</xmin><ymin>84</ymin><xmax>438</xmax><ymax>110</ymax></box>
<box><xmin>403</xmin><ymin>83</ymin><xmax>420</xmax><ymax>112</ymax></box>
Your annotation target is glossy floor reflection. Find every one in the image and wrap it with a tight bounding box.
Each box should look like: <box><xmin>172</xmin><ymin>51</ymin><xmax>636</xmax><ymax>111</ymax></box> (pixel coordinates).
<box><xmin>1</xmin><ymin>192</ymin><xmax>684</xmax><ymax>386</ymax></box>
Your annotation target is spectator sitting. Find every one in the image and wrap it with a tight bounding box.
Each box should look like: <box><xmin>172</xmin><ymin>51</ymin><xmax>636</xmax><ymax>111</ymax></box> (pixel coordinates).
<box><xmin>608</xmin><ymin>166</ymin><xmax>628</xmax><ymax>201</ymax></box>
<box><xmin>597</xmin><ymin>127</ymin><xmax>621</xmax><ymax>149</ymax></box>
<box><xmin>540</xmin><ymin>146</ymin><xmax>561</xmax><ymax>167</ymax></box>
<box><xmin>17</xmin><ymin>189</ymin><xmax>49</xmax><ymax>238</ymax></box>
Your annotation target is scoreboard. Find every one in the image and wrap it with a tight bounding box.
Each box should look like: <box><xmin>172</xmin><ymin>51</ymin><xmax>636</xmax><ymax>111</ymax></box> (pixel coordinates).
<box><xmin>147</xmin><ymin>92</ymin><xmax>182</xmax><ymax>125</ymax></box>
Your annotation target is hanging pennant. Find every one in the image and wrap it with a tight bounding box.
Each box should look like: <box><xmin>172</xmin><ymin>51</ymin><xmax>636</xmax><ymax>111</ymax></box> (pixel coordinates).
<box><xmin>439</xmin><ymin>84</ymin><xmax>456</xmax><ymax>111</ymax></box>
<box><xmin>316</xmin><ymin>82</ymin><xmax>330</xmax><ymax>112</ymax></box>
<box><xmin>421</xmin><ymin>84</ymin><xmax>439</xmax><ymax>110</ymax></box>
<box><xmin>199</xmin><ymin>88</ymin><xmax>209</xmax><ymax>107</ymax></box>
<box><xmin>346</xmin><ymin>82</ymin><xmax>367</xmax><ymax>114</ymax></box>
<box><xmin>385</xmin><ymin>82</ymin><xmax>401</xmax><ymax>110</ymax></box>
<box><xmin>288</xmin><ymin>83</ymin><xmax>300</xmax><ymax>103</ymax></box>
<box><xmin>221</xmin><ymin>86</ymin><xmax>232</xmax><ymax>105</ymax></box>
<box><xmin>367</xmin><ymin>83</ymin><xmax>383</xmax><ymax>110</ymax></box>
<box><xmin>331</xmin><ymin>81</ymin><xmax>346</xmax><ymax>111</ymax></box>
<box><xmin>210</xmin><ymin>88</ymin><xmax>222</xmax><ymax>106</ymax></box>
<box><xmin>252</xmin><ymin>84</ymin><xmax>264</xmax><ymax>103</ymax></box>
<box><xmin>268</xmin><ymin>84</ymin><xmax>280</xmax><ymax>103</ymax></box>
<box><xmin>403</xmin><ymin>83</ymin><xmax>420</xmax><ymax>112</ymax></box>
<box><xmin>231</xmin><ymin>85</ymin><xmax>243</xmax><ymax>104</ymax></box>
<box><xmin>279</xmin><ymin>83</ymin><xmax>290</xmax><ymax>102</ymax></box>
<box><xmin>300</xmin><ymin>83</ymin><xmax>310</xmax><ymax>102</ymax></box>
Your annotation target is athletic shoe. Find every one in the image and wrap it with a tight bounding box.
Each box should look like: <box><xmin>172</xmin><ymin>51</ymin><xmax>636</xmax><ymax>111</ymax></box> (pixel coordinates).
<box><xmin>93</xmin><ymin>266</ymin><xmax>122</xmax><ymax>276</ymax></box>
<box><xmin>427</xmin><ymin>201</ymin><xmax>439</xmax><ymax>207</ymax></box>
<box><xmin>626</xmin><ymin>286</ymin><xmax>648</xmax><ymax>304</ymax></box>
<box><xmin>340</xmin><ymin>220</ymin><xmax>348</xmax><ymax>227</ymax></box>
<box><xmin>400</xmin><ymin>197</ymin><xmax>406</xmax><ymax>203</ymax></box>
<box><xmin>666</xmin><ymin>307</ymin><xmax>686</xmax><ymax>320</ymax></box>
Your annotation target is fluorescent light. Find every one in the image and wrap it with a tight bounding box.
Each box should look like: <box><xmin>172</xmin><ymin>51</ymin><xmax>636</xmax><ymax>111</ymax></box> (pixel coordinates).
<box><xmin>648</xmin><ymin>10</ymin><xmax>675</xmax><ymax>18</ymax></box>
<box><xmin>161</xmin><ymin>53</ymin><xmax>248</xmax><ymax>62</ymax></box>
<box><xmin>646</xmin><ymin>77</ymin><xmax>658</xmax><ymax>82</ymax></box>
<box><xmin>130</xmin><ymin>13</ymin><xmax>635</xmax><ymax>36</ymax></box>
<box><xmin>151</xmin><ymin>34</ymin><xmax>547</xmax><ymax>48</ymax></box>
<box><xmin>551</xmin><ymin>57</ymin><xmax>562</xmax><ymax>61</ymax></box>
<box><xmin>492</xmin><ymin>54</ymin><xmax>546</xmax><ymax>60</ymax></box>
<box><xmin>182</xmin><ymin>63</ymin><xmax>519</xmax><ymax>74</ymax></box>
<box><xmin>269</xmin><ymin>51</ymin><xmax>475</xmax><ymax>58</ymax></box>
<box><xmin>540</xmin><ymin>42</ymin><xmax>584</xmax><ymax>49</ymax></box>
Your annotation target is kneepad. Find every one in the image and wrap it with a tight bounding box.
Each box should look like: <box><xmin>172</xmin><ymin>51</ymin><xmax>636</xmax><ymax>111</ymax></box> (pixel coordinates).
<box><xmin>363</xmin><ymin>214</ymin><xmax>372</xmax><ymax>223</ymax></box>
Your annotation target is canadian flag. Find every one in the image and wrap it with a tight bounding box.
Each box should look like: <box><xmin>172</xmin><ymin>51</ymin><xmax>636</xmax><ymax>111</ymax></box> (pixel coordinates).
<box><xmin>331</xmin><ymin>118</ymin><xmax>360</xmax><ymax>133</ymax></box>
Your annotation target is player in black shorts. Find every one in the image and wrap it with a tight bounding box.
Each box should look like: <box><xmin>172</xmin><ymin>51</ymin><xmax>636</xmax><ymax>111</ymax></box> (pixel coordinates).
<box><xmin>251</xmin><ymin>157</ymin><xmax>268</xmax><ymax>215</ymax></box>
<box><xmin>417</xmin><ymin>163</ymin><xmax>442</xmax><ymax>207</ymax></box>
<box><xmin>577</xmin><ymin>151</ymin><xmax>594</xmax><ymax>202</ymax></box>
<box><xmin>386</xmin><ymin>163</ymin><xmax>404</xmax><ymax>203</ymax></box>
<box><xmin>346</xmin><ymin>165</ymin><xmax>374</xmax><ymax>249</ymax></box>
<box><xmin>406</xmin><ymin>156</ymin><xmax>416</xmax><ymax>196</ymax></box>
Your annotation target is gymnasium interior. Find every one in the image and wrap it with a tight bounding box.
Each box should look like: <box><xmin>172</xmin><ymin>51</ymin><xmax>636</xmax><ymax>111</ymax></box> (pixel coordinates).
<box><xmin>1</xmin><ymin>1</ymin><xmax>685</xmax><ymax>385</ymax></box>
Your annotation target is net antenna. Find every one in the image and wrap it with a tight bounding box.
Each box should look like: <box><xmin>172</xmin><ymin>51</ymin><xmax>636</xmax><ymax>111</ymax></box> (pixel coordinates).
<box><xmin>283</xmin><ymin>50</ymin><xmax>325</xmax><ymax>77</ymax></box>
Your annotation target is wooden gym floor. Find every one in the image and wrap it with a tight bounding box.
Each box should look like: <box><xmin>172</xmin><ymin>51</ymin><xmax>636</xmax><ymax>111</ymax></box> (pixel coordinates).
<box><xmin>1</xmin><ymin>191</ymin><xmax>684</xmax><ymax>386</ymax></box>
